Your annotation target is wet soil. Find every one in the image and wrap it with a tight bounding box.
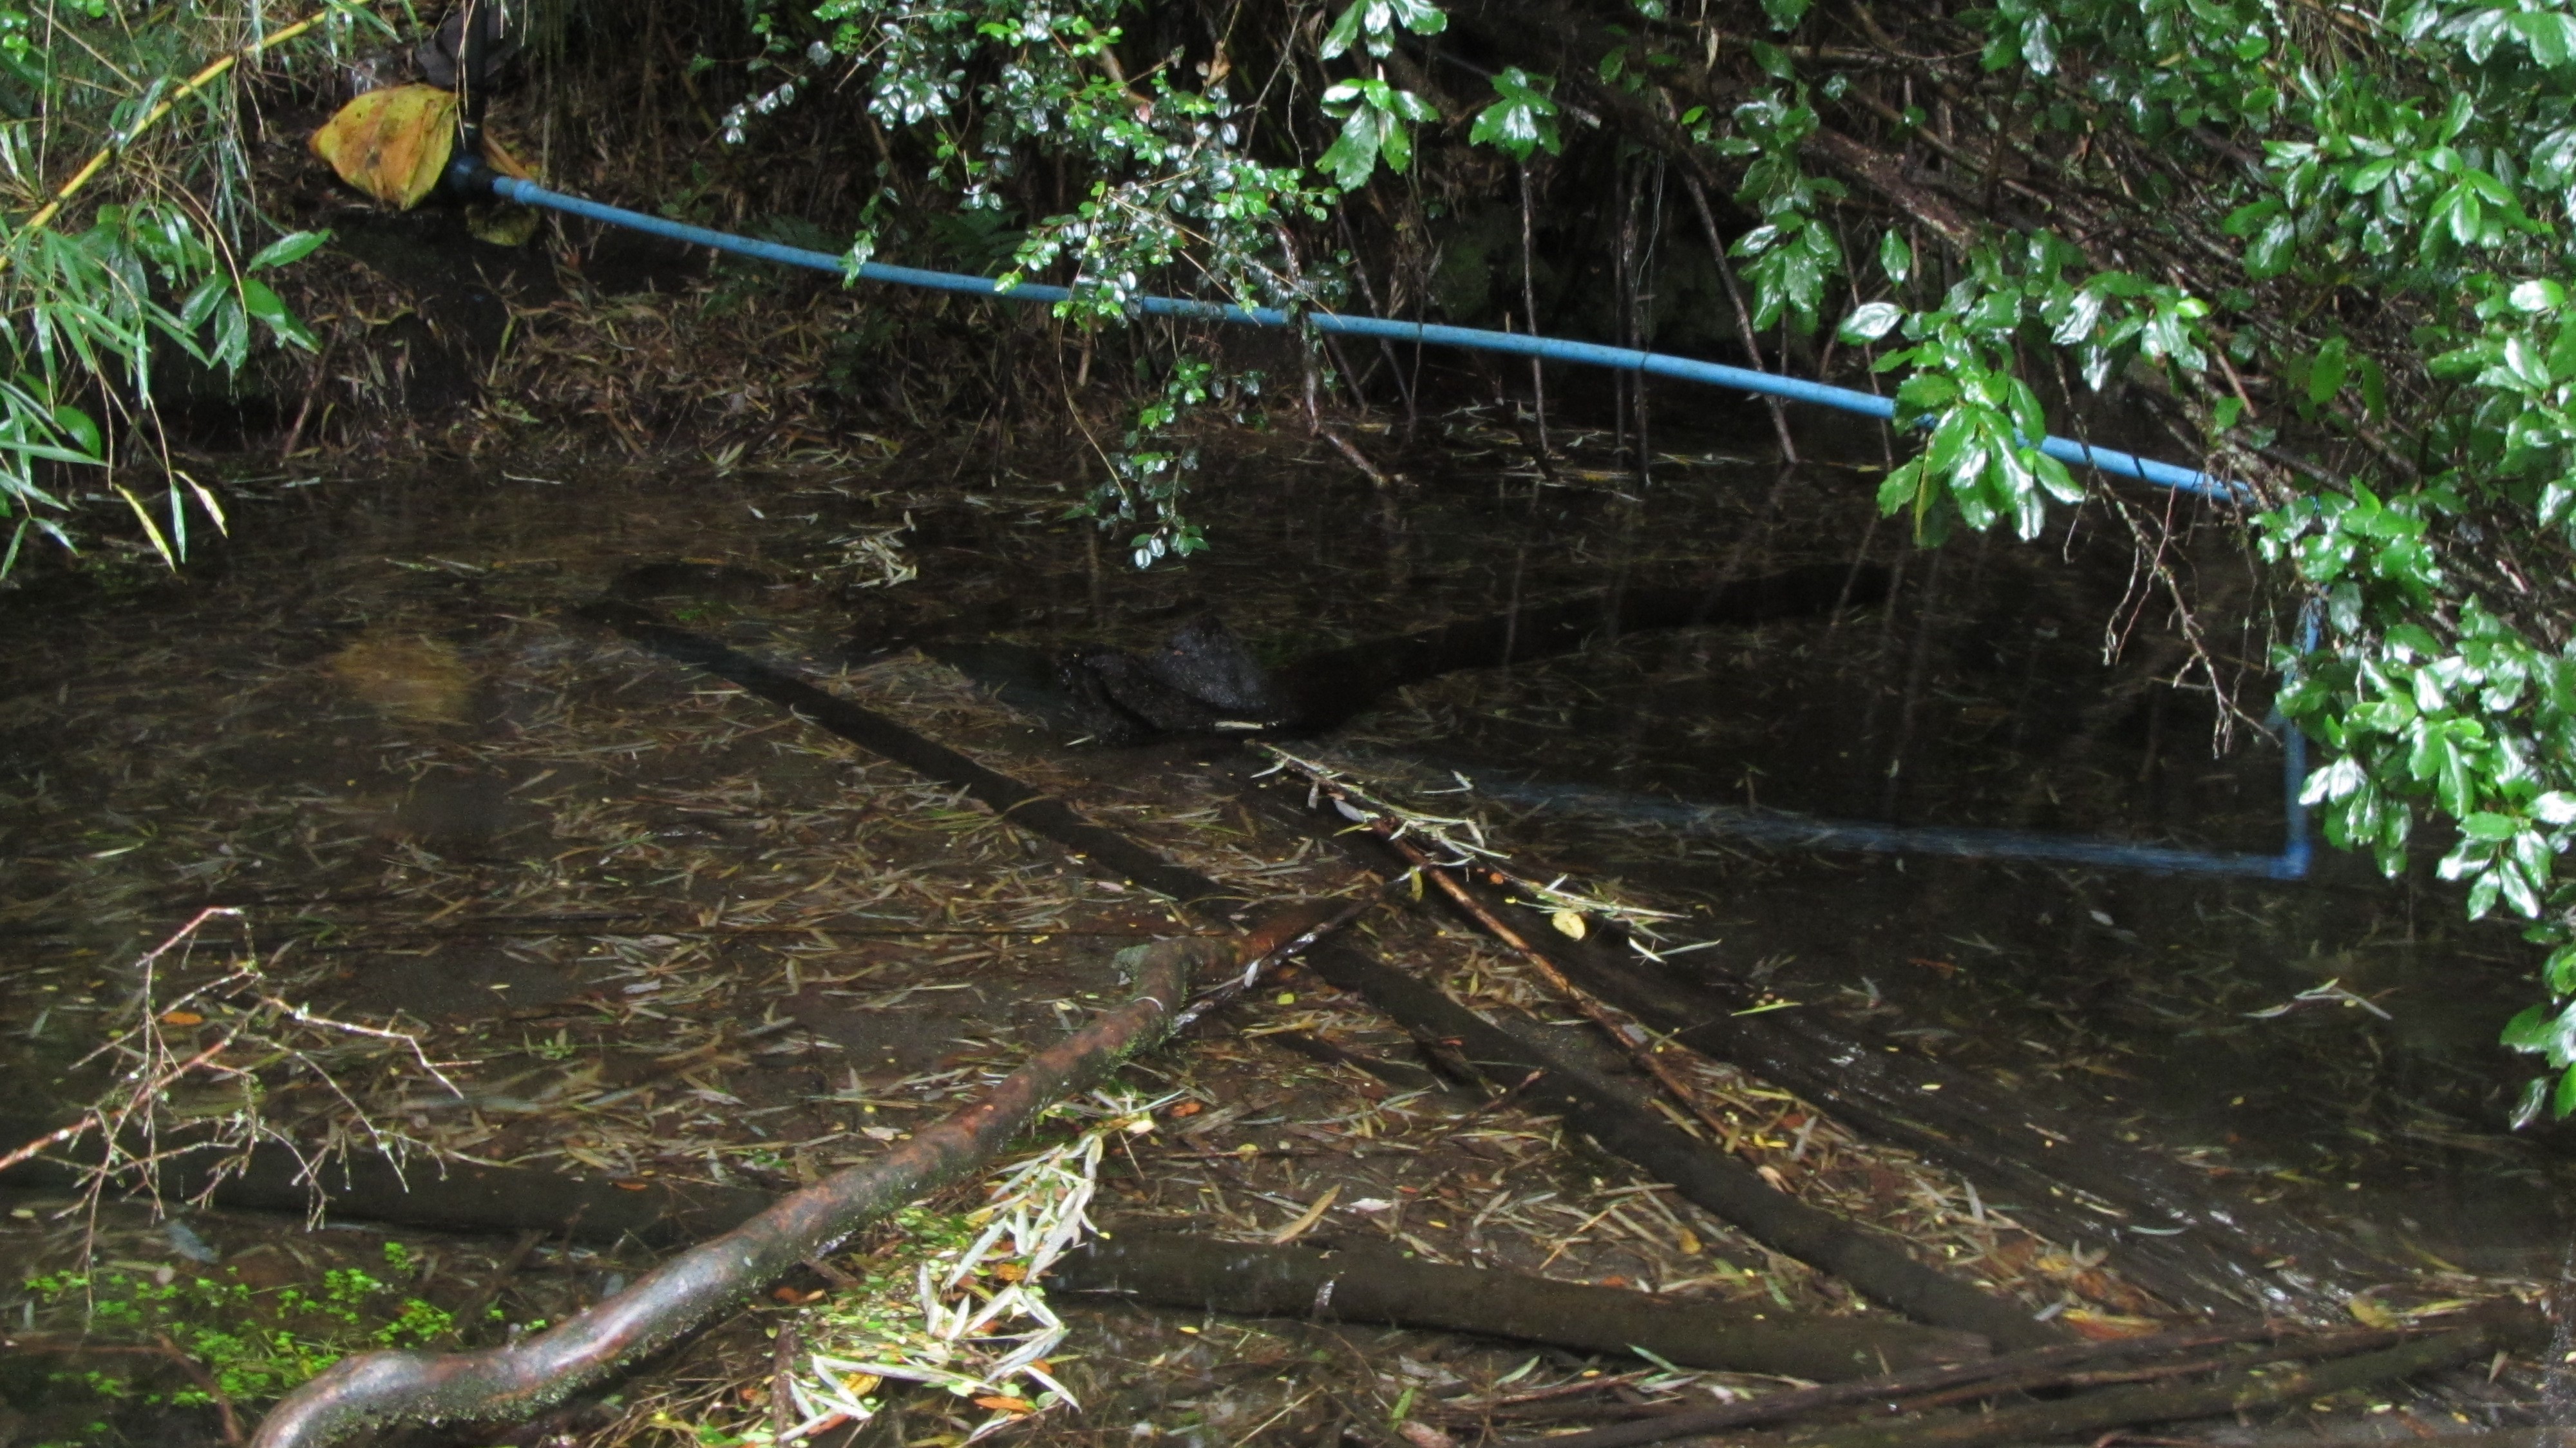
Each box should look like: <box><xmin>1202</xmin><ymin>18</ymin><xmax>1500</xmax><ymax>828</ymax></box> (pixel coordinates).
<box><xmin>0</xmin><ymin>411</ymin><xmax>2565</xmax><ymax>1445</ymax></box>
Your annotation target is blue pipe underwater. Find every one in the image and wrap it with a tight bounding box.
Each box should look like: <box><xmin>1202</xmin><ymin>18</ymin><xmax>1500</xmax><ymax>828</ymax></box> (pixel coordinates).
<box><xmin>1461</xmin><ymin>777</ymin><xmax>2312</xmax><ymax>880</ymax></box>
<box><xmin>466</xmin><ymin>167</ymin><xmax>2239</xmax><ymax>501</ymax></box>
<box><xmin>460</xmin><ymin>163</ymin><xmax>2309</xmax><ymax>879</ymax></box>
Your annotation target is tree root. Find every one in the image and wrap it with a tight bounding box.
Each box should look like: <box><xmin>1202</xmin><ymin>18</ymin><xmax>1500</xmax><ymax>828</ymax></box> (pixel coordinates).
<box><xmin>1049</xmin><ymin>1230</ymin><xmax>1989</xmax><ymax>1380</ymax></box>
<box><xmin>246</xmin><ymin>937</ymin><xmax>1215</xmax><ymax>1448</ymax></box>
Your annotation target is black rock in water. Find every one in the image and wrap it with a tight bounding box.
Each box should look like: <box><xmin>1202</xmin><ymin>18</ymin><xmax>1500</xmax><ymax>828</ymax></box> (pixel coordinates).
<box><xmin>1060</xmin><ymin>614</ymin><xmax>1286</xmax><ymax>744</ymax></box>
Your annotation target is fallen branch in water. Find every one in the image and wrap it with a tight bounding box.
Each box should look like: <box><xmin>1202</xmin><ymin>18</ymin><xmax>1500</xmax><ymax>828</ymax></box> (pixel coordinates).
<box><xmin>1502</xmin><ymin>1302</ymin><xmax>2544</xmax><ymax>1448</ymax></box>
<box><xmin>1354</xmin><ymin>793</ymin><xmax>1739</xmax><ymax>1140</ymax></box>
<box><xmin>247</xmin><ymin>937</ymin><xmax>1215</xmax><ymax>1448</ymax></box>
<box><xmin>1464</xmin><ymin>1320</ymin><xmax>2374</xmax><ymax>1446</ymax></box>
<box><xmin>1422</xmin><ymin>850</ymin><xmax>2384</xmax><ymax>1313</ymax></box>
<box><xmin>592</xmin><ymin>609</ymin><xmax>2058</xmax><ymax>1349</ymax></box>
<box><xmin>1278</xmin><ymin>905</ymin><xmax>2065</xmax><ymax>1351</ymax></box>
<box><xmin>1049</xmin><ymin>1230</ymin><xmax>1987</xmax><ymax>1381</ymax></box>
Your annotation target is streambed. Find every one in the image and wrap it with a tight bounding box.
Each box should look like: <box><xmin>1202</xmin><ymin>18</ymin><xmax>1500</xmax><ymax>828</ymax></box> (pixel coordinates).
<box><xmin>0</xmin><ymin>413</ymin><xmax>2562</xmax><ymax>1445</ymax></box>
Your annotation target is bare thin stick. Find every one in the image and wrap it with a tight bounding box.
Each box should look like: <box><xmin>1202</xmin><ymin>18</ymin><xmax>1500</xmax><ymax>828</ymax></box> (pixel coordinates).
<box><xmin>9</xmin><ymin>12</ymin><xmax>335</xmax><ymax>256</ymax></box>
<box><xmin>1682</xmin><ymin>175</ymin><xmax>1799</xmax><ymax>463</ymax></box>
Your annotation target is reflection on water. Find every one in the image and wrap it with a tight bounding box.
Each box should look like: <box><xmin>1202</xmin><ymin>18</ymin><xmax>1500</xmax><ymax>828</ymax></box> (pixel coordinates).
<box><xmin>1</xmin><ymin>407</ymin><xmax>2566</xmax><ymax>1280</ymax></box>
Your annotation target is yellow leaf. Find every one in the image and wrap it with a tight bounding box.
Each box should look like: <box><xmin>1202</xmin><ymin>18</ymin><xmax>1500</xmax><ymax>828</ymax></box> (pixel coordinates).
<box><xmin>1551</xmin><ymin>910</ymin><xmax>1586</xmax><ymax>940</ymax></box>
<box><xmin>2346</xmin><ymin>1293</ymin><xmax>2403</xmax><ymax>1329</ymax></box>
<box><xmin>309</xmin><ymin>84</ymin><xmax>459</xmax><ymax>209</ymax></box>
<box><xmin>466</xmin><ymin>204</ymin><xmax>538</xmax><ymax>247</ymax></box>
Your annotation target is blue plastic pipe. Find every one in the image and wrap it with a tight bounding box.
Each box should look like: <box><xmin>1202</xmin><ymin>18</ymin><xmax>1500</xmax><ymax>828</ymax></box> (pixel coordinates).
<box><xmin>469</xmin><ymin>165</ymin><xmax>2308</xmax><ymax>879</ymax></box>
<box><xmin>473</xmin><ymin>171</ymin><xmax>2241</xmax><ymax>501</ymax></box>
<box><xmin>1458</xmin><ymin>779</ymin><xmax>2313</xmax><ymax>879</ymax></box>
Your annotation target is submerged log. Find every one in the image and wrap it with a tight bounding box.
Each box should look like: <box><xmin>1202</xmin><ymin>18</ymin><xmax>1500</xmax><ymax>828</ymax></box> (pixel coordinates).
<box><xmin>247</xmin><ymin>938</ymin><xmax>1213</xmax><ymax>1448</ymax></box>
<box><xmin>0</xmin><ymin>1121</ymin><xmax>772</xmax><ymax>1248</ymax></box>
<box><xmin>597</xmin><ymin>608</ymin><xmax>2065</xmax><ymax>1350</ymax></box>
<box><xmin>1409</xmin><ymin>862</ymin><xmax>2385</xmax><ymax>1314</ymax></box>
<box><xmin>1268</xmin><ymin>562</ymin><xmax>1888</xmax><ymax>733</ymax></box>
<box><xmin>1455</xmin><ymin>1320</ymin><xmax>2390</xmax><ymax>1447</ymax></box>
<box><xmin>1285</xmin><ymin>929</ymin><xmax>2068</xmax><ymax>1352</ymax></box>
<box><xmin>1590</xmin><ymin>1303</ymin><xmax>2546</xmax><ymax>1448</ymax></box>
<box><xmin>1050</xmin><ymin>1230</ymin><xmax>1989</xmax><ymax>1380</ymax></box>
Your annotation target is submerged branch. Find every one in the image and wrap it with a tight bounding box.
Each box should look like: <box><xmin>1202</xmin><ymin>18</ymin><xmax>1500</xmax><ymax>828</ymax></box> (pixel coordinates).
<box><xmin>1497</xmin><ymin>1308</ymin><xmax>2536</xmax><ymax>1448</ymax></box>
<box><xmin>246</xmin><ymin>937</ymin><xmax>1217</xmax><ymax>1448</ymax></box>
<box><xmin>1052</xmin><ymin>1230</ymin><xmax>1988</xmax><ymax>1380</ymax></box>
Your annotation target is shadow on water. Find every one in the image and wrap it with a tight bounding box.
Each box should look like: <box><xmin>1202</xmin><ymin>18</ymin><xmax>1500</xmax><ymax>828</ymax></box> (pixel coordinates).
<box><xmin>3</xmin><ymin>404</ymin><xmax>2569</xmax><ymax>1288</ymax></box>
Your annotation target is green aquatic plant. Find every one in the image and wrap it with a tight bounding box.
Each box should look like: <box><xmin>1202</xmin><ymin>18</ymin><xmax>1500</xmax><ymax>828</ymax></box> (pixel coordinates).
<box><xmin>15</xmin><ymin>1241</ymin><xmax>464</xmax><ymax>1422</ymax></box>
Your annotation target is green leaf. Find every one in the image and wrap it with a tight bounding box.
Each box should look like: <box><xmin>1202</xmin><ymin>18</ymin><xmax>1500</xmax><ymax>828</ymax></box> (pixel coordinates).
<box><xmin>2019</xmin><ymin>12</ymin><xmax>2057</xmax><ymax>76</ymax></box>
<box><xmin>1837</xmin><ymin>301</ymin><xmax>1904</xmax><ymax>343</ymax></box>
<box><xmin>2446</xmin><ymin>184</ymin><xmax>2484</xmax><ymax>245</ymax></box>
<box><xmin>2307</xmin><ymin>336</ymin><xmax>2349</xmax><ymax>406</ymax></box>
<box><xmin>2030</xmin><ymin>450</ymin><xmax>2083</xmax><ymax>504</ymax></box>
<box><xmin>1320</xmin><ymin>1</ymin><xmax>1367</xmax><ymax>59</ymax></box>
<box><xmin>49</xmin><ymin>403</ymin><xmax>102</xmax><ymax>458</ymax></box>
<box><xmin>240</xmin><ymin>277</ymin><xmax>291</xmax><ymax>325</ymax></box>
<box><xmin>2462</xmin><ymin>812</ymin><xmax>2519</xmax><ymax>841</ymax></box>
<box><xmin>2510</xmin><ymin>279</ymin><xmax>2564</xmax><ymax>314</ymax></box>
<box><xmin>2512</xmin><ymin>1076</ymin><xmax>2552</xmax><ymax>1130</ymax></box>
<box><xmin>2512</xmin><ymin>10</ymin><xmax>2576</xmax><ymax>66</ymax></box>
<box><xmin>1469</xmin><ymin>68</ymin><xmax>1560</xmax><ymax>160</ymax></box>
<box><xmin>2468</xmin><ymin>867</ymin><xmax>2503</xmax><ymax>919</ymax></box>
<box><xmin>245</xmin><ymin>229</ymin><xmax>331</xmax><ymax>272</ymax></box>
<box><xmin>2548</xmin><ymin>944</ymin><xmax>2576</xmax><ymax>994</ymax></box>
<box><xmin>1877</xmin><ymin>229</ymin><xmax>1911</xmax><ymax>286</ymax></box>
<box><xmin>1892</xmin><ymin>372</ymin><xmax>1956</xmax><ymax>417</ymax></box>
<box><xmin>1876</xmin><ymin>458</ymin><xmax>1926</xmax><ymax>516</ymax></box>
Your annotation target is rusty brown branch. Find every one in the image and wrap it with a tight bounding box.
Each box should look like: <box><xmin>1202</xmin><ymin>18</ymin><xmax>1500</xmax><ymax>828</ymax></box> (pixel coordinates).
<box><xmin>246</xmin><ymin>937</ymin><xmax>1217</xmax><ymax>1448</ymax></box>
